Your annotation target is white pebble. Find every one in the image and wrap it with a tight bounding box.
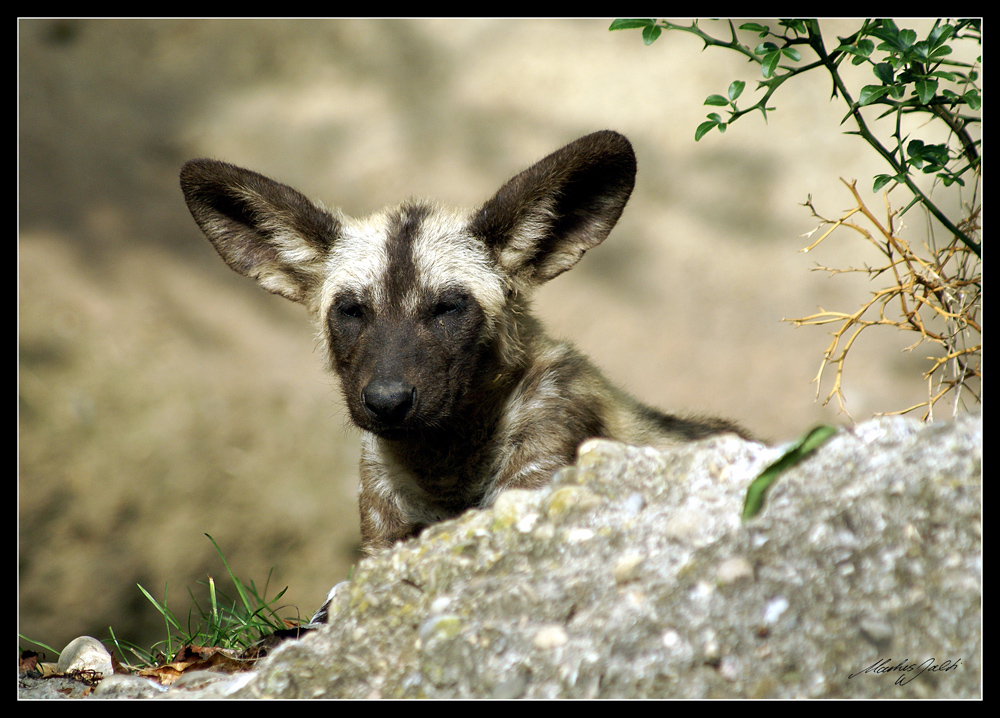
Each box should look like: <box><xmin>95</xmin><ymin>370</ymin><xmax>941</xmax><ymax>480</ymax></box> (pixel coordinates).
<box><xmin>56</xmin><ymin>636</ymin><xmax>113</xmax><ymax>678</ymax></box>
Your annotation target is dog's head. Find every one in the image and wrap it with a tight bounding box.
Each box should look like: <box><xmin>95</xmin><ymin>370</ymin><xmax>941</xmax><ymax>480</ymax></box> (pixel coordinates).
<box><xmin>180</xmin><ymin>131</ymin><xmax>636</xmax><ymax>438</ymax></box>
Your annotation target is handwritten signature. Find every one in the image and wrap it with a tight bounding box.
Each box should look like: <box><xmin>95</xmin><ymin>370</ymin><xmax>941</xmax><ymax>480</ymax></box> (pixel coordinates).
<box><xmin>849</xmin><ymin>657</ymin><xmax>962</xmax><ymax>686</ymax></box>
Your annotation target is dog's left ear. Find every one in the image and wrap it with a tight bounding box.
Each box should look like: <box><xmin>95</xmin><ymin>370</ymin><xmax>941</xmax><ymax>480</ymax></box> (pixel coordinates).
<box><xmin>470</xmin><ymin>130</ymin><xmax>636</xmax><ymax>286</ymax></box>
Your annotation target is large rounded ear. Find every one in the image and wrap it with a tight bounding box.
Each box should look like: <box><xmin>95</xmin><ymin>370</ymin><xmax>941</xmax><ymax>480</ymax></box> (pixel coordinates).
<box><xmin>180</xmin><ymin>159</ymin><xmax>340</xmax><ymax>305</ymax></box>
<box><xmin>469</xmin><ymin>130</ymin><xmax>637</xmax><ymax>286</ymax></box>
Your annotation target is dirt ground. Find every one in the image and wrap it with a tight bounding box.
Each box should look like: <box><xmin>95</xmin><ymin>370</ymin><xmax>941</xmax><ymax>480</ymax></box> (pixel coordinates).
<box><xmin>18</xmin><ymin>18</ymin><xmax>974</xmax><ymax>656</ymax></box>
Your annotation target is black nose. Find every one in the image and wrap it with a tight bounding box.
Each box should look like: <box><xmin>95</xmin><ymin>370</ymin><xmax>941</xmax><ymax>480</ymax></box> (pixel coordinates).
<box><xmin>362</xmin><ymin>379</ymin><xmax>415</xmax><ymax>424</ymax></box>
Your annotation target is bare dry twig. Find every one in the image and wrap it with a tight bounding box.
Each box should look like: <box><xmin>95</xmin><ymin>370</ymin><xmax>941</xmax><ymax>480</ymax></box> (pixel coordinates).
<box><xmin>787</xmin><ymin>179</ymin><xmax>981</xmax><ymax>421</ymax></box>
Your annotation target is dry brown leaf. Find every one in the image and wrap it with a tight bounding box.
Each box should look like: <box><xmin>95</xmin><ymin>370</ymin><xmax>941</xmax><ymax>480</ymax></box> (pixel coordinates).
<box><xmin>18</xmin><ymin>650</ymin><xmax>41</xmax><ymax>675</ymax></box>
<box><xmin>138</xmin><ymin>644</ymin><xmax>256</xmax><ymax>685</ymax></box>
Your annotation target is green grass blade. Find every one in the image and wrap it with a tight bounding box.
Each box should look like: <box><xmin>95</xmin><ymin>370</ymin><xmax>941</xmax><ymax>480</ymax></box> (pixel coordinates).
<box><xmin>205</xmin><ymin>533</ymin><xmax>254</xmax><ymax>614</ymax></box>
<box><xmin>136</xmin><ymin>583</ymin><xmax>184</xmax><ymax>633</ymax></box>
<box><xmin>18</xmin><ymin>634</ymin><xmax>61</xmax><ymax>656</ymax></box>
<box><xmin>743</xmin><ymin>425</ymin><xmax>838</xmax><ymax>520</ymax></box>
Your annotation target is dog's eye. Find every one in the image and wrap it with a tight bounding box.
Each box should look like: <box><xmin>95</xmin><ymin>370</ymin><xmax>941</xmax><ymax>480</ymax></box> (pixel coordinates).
<box><xmin>337</xmin><ymin>301</ymin><xmax>365</xmax><ymax>319</ymax></box>
<box><xmin>432</xmin><ymin>297</ymin><xmax>466</xmax><ymax>318</ymax></box>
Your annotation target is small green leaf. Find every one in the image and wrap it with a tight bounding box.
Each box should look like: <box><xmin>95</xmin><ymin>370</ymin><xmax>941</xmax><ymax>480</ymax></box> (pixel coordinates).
<box><xmin>963</xmin><ymin>90</ymin><xmax>981</xmax><ymax>110</ymax></box>
<box><xmin>781</xmin><ymin>47</ymin><xmax>801</xmax><ymax>62</ymax></box>
<box><xmin>873</xmin><ymin>62</ymin><xmax>894</xmax><ymax>85</ymax></box>
<box><xmin>906</xmin><ymin>139</ymin><xmax>950</xmax><ymax>173</ymax></box>
<box><xmin>742</xmin><ymin>425</ymin><xmax>838</xmax><ymax>520</ymax></box>
<box><xmin>869</xmin><ymin>25</ymin><xmax>900</xmax><ymax>48</ymax></box>
<box><xmin>898</xmin><ymin>28</ymin><xmax>917</xmax><ymax>49</ymax></box>
<box><xmin>609</xmin><ymin>18</ymin><xmax>655</xmax><ymax>31</ymax></box>
<box><xmin>910</xmin><ymin>40</ymin><xmax>932</xmax><ymax>62</ymax></box>
<box><xmin>761</xmin><ymin>51</ymin><xmax>780</xmax><ymax>78</ymax></box>
<box><xmin>858</xmin><ymin>84</ymin><xmax>889</xmax><ymax>106</ymax></box>
<box><xmin>705</xmin><ymin>94</ymin><xmax>730</xmax><ymax>106</ymax></box>
<box><xmin>641</xmin><ymin>24</ymin><xmax>662</xmax><ymax>45</ymax></box>
<box><xmin>914</xmin><ymin>79</ymin><xmax>938</xmax><ymax>104</ymax></box>
<box><xmin>873</xmin><ymin>174</ymin><xmax>898</xmax><ymax>191</ymax></box>
<box><xmin>754</xmin><ymin>41</ymin><xmax>779</xmax><ymax>56</ymax></box>
<box><xmin>928</xmin><ymin>44</ymin><xmax>952</xmax><ymax>60</ymax></box>
<box><xmin>739</xmin><ymin>22</ymin><xmax>769</xmax><ymax>35</ymax></box>
<box><xmin>928</xmin><ymin>23</ymin><xmax>955</xmax><ymax>47</ymax></box>
<box><xmin>728</xmin><ymin>80</ymin><xmax>746</xmax><ymax>101</ymax></box>
<box><xmin>778</xmin><ymin>19</ymin><xmax>807</xmax><ymax>35</ymax></box>
<box><xmin>880</xmin><ymin>18</ymin><xmax>900</xmax><ymax>34</ymax></box>
<box><xmin>694</xmin><ymin>120</ymin><xmax>717</xmax><ymax>141</ymax></box>
<box><xmin>835</xmin><ymin>43</ymin><xmax>865</xmax><ymax>57</ymax></box>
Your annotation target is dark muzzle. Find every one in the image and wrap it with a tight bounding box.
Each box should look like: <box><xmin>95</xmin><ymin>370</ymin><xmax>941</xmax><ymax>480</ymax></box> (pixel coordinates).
<box><xmin>362</xmin><ymin>378</ymin><xmax>416</xmax><ymax>425</ymax></box>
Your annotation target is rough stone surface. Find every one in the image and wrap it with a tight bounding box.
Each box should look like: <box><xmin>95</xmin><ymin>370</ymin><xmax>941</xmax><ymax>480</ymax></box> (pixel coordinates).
<box><xmin>232</xmin><ymin>413</ymin><xmax>980</xmax><ymax>699</ymax></box>
<box><xmin>19</xmin><ymin>413</ymin><xmax>981</xmax><ymax>699</ymax></box>
<box><xmin>91</xmin><ymin>673</ymin><xmax>166</xmax><ymax>698</ymax></box>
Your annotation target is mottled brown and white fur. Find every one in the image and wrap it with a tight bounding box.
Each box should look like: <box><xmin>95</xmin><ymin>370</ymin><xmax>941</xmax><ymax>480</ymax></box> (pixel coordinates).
<box><xmin>180</xmin><ymin>131</ymin><xmax>749</xmax><ymax>615</ymax></box>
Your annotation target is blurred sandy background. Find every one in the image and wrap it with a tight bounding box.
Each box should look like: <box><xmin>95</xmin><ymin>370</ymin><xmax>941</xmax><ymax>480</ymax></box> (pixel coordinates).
<box><xmin>19</xmin><ymin>18</ymin><xmax>967</xmax><ymax>655</ymax></box>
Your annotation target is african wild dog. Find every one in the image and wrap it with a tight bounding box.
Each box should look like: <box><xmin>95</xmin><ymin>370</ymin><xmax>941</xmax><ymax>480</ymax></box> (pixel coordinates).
<box><xmin>180</xmin><ymin>130</ymin><xmax>749</xmax><ymax>584</ymax></box>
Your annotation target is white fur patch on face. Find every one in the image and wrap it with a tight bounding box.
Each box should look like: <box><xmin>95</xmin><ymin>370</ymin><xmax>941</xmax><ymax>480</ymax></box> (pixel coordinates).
<box><xmin>409</xmin><ymin>207</ymin><xmax>508</xmax><ymax>318</ymax></box>
<box><xmin>318</xmin><ymin>204</ymin><xmax>509</xmax><ymax>323</ymax></box>
<box><xmin>319</xmin><ymin>211</ymin><xmax>393</xmax><ymax>315</ymax></box>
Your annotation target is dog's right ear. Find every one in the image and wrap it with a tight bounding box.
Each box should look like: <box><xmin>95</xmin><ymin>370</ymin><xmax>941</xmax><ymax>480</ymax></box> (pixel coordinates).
<box><xmin>180</xmin><ymin>159</ymin><xmax>339</xmax><ymax>305</ymax></box>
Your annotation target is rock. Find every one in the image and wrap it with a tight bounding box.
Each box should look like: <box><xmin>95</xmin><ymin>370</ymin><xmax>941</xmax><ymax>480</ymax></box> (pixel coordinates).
<box><xmin>155</xmin><ymin>670</ymin><xmax>255</xmax><ymax>699</ymax></box>
<box><xmin>92</xmin><ymin>673</ymin><xmax>165</xmax><ymax>698</ymax></box>
<box><xmin>18</xmin><ymin>675</ymin><xmax>95</xmax><ymax>699</ymax></box>
<box><xmin>227</xmin><ymin>413</ymin><xmax>980</xmax><ymax>699</ymax></box>
<box><xmin>19</xmin><ymin>413</ymin><xmax>982</xmax><ymax>699</ymax></box>
<box><xmin>56</xmin><ymin>636</ymin><xmax>113</xmax><ymax>679</ymax></box>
